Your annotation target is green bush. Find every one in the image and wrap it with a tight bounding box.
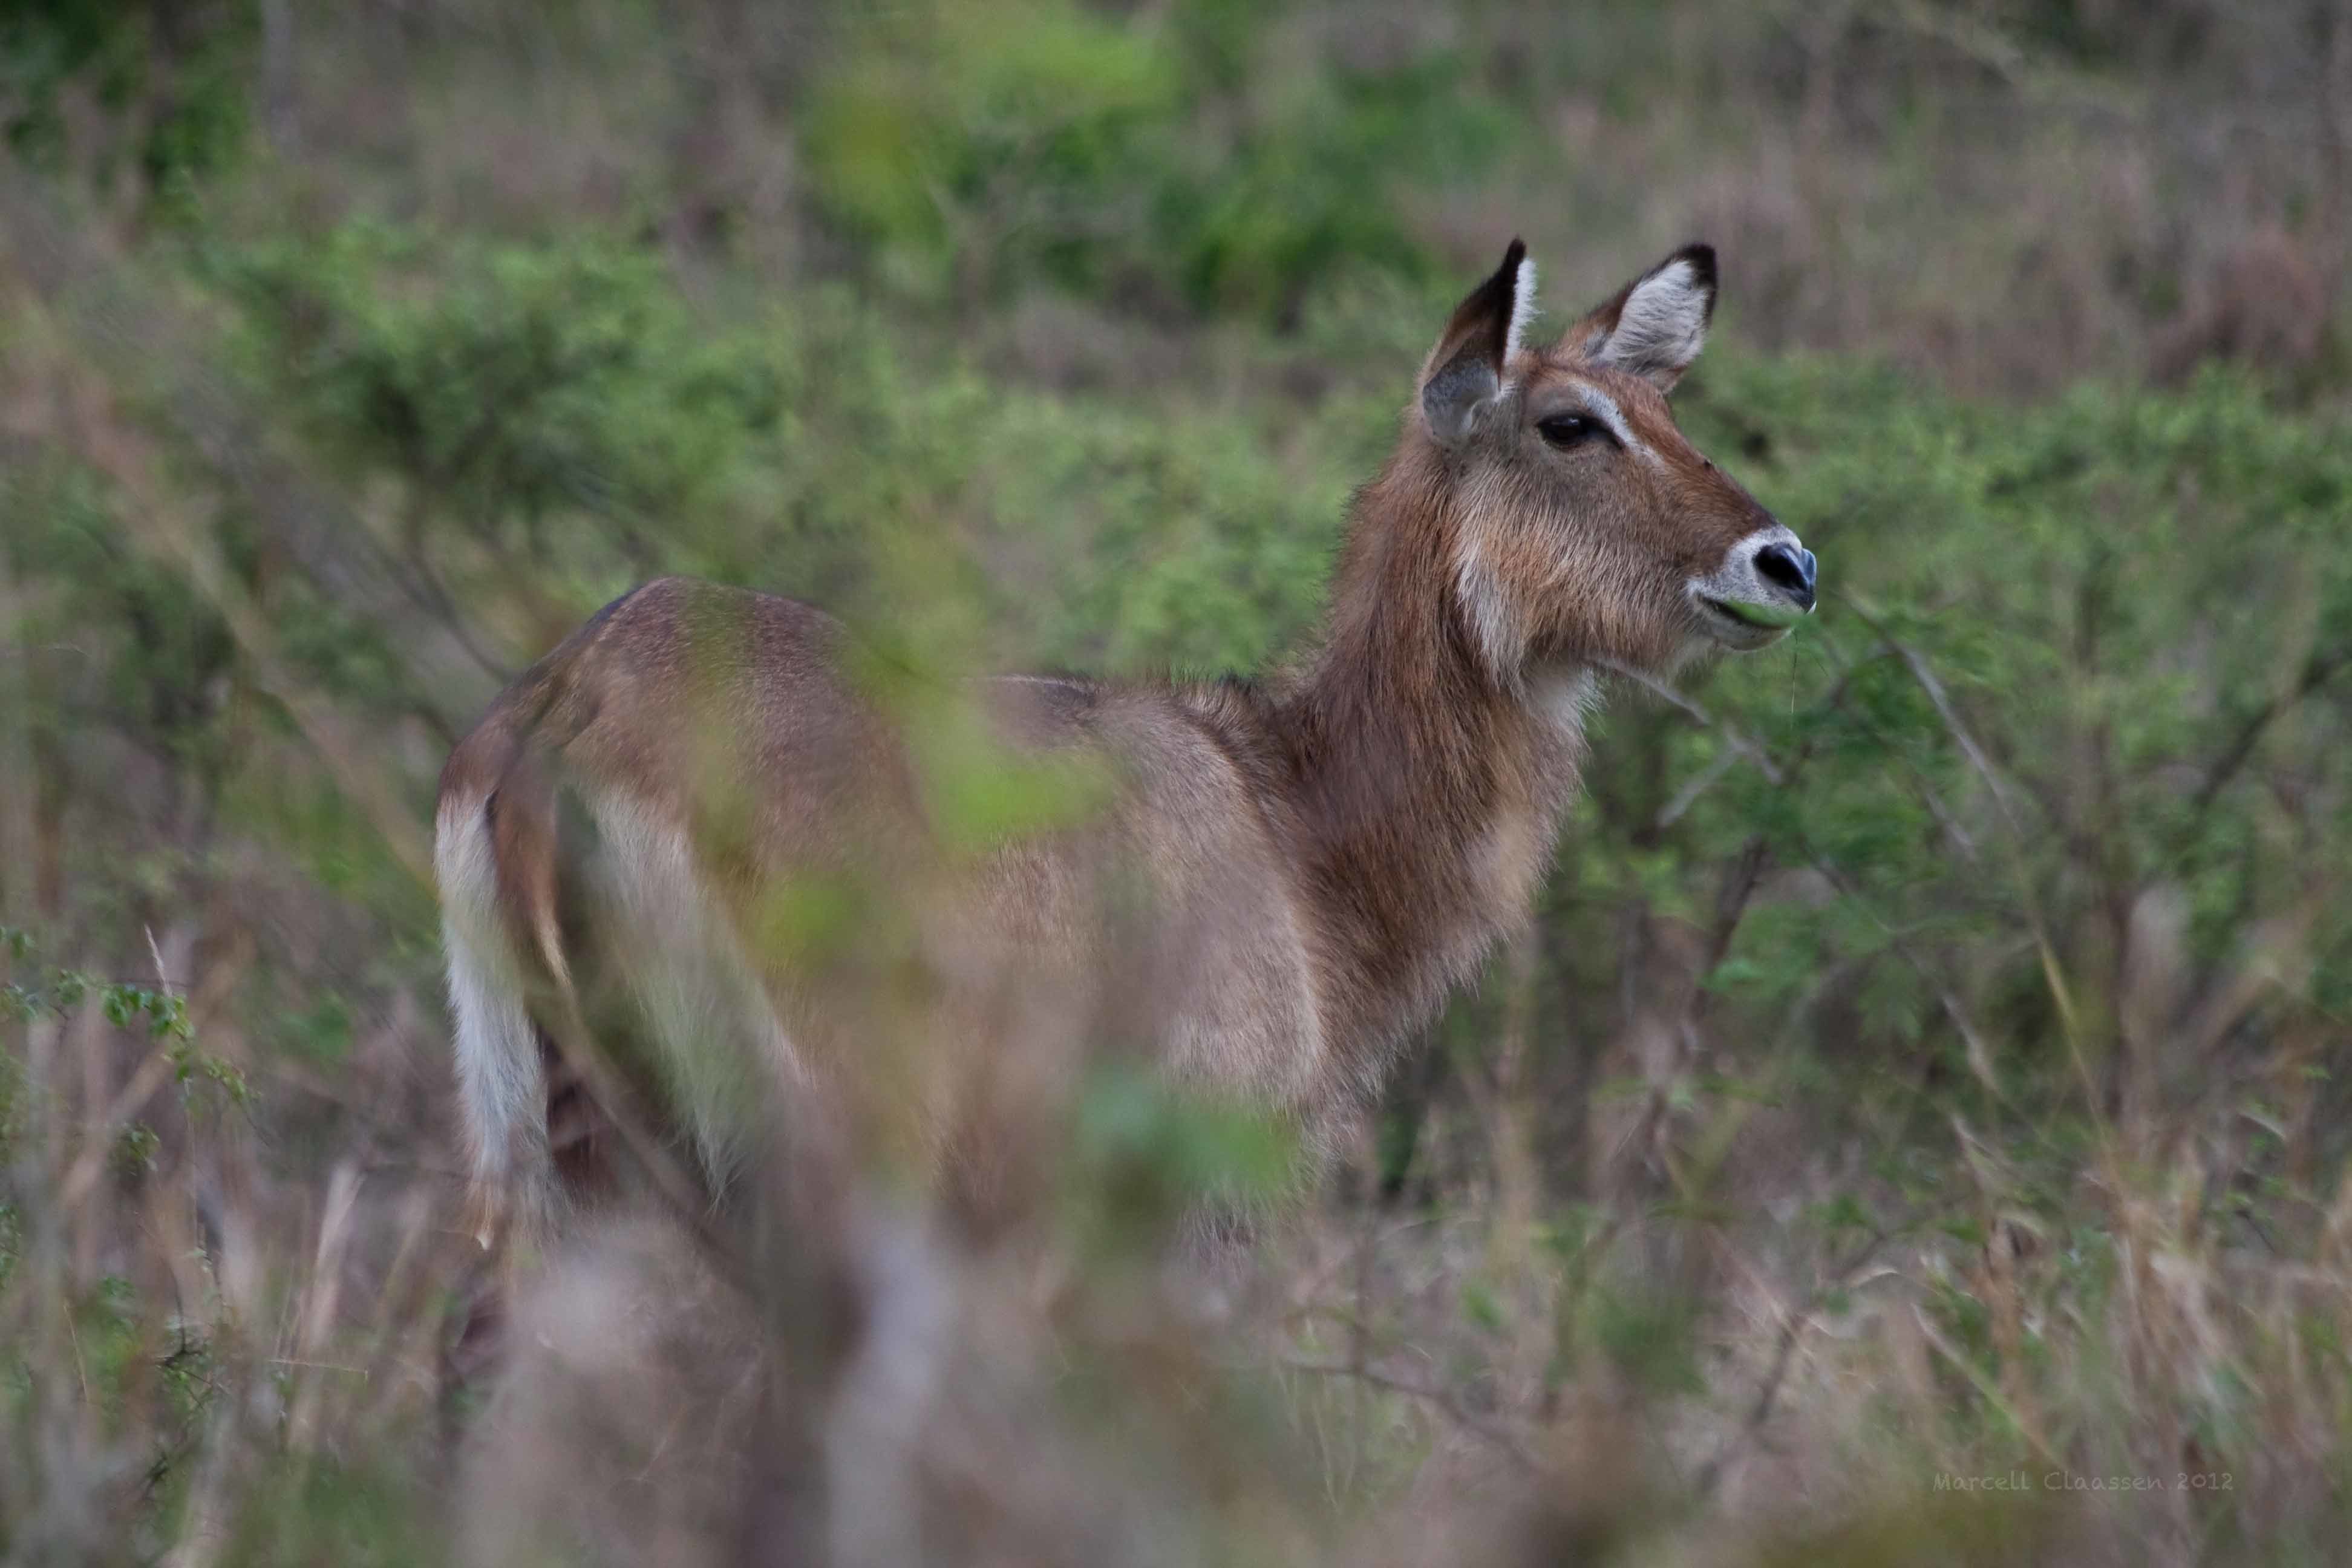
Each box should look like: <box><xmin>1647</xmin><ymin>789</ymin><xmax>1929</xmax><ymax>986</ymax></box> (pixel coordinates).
<box><xmin>802</xmin><ymin>0</ymin><xmax>1508</xmax><ymax>319</ymax></box>
<box><xmin>7</xmin><ymin>2</ymin><xmax>2352</xmax><ymax>1555</ymax></box>
<box><xmin>227</xmin><ymin>224</ymin><xmax>783</xmax><ymax>569</ymax></box>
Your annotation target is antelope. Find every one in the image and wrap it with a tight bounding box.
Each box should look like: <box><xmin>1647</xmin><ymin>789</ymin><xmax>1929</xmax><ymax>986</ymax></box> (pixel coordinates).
<box><xmin>435</xmin><ymin>240</ymin><xmax>1818</xmax><ymax>1254</ymax></box>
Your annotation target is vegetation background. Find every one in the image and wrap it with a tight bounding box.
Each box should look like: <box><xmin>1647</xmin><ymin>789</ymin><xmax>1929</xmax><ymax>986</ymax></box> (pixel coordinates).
<box><xmin>3</xmin><ymin>0</ymin><xmax>2350</xmax><ymax>1562</ymax></box>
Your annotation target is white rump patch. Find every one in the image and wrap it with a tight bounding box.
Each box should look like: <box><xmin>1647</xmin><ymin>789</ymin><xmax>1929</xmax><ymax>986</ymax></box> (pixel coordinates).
<box><xmin>584</xmin><ymin>792</ymin><xmax>810</xmax><ymax>1191</ymax></box>
<box><xmin>437</xmin><ymin>795</ymin><xmax>549</xmax><ymax>1205</ymax></box>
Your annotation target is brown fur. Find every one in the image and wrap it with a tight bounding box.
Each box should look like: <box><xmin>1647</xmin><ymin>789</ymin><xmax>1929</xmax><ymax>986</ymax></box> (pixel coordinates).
<box><xmin>436</xmin><ymin>241</ymin><xmax>1800</xmax><ymax>1247</ymax></box>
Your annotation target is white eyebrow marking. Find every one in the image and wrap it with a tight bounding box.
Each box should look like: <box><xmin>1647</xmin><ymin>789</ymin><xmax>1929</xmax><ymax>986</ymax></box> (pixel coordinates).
<box><xmin>1561</xmin><ymin>381</ymin><xmax>1661</xmax><ymax>468</ymax></box>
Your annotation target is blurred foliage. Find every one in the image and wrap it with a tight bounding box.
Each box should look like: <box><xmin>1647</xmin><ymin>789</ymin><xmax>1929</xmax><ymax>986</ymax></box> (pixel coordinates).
<box><xmin>225</xmin><ymin>224</ymin><xmax>786</xmax><ymax>564</ymax></box>
<box><xmin>802</xmin><ymin>0</ymin><xmax>1503</xmax><ymax>318</ymax></box>
<box><xmin>1</xmin><ymin>0</ymin><xmax>255</xmax><ymax>199</ymax></box>
<box><xmin>4</xmin><ymin>0</ymin><xmax>2352</xmax><ymax>1561</ymax></box>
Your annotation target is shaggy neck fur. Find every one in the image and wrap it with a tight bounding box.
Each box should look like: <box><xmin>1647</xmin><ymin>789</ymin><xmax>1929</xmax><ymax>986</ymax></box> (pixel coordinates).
<box><xmin>1259</xmin><ymin>442</ymin><xmax>1590</xmax><ymax>1097</ymax></box>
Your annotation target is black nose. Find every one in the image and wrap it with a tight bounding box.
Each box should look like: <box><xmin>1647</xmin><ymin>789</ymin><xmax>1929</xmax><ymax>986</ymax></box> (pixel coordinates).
<box><xmin>1754</xmin><ymin>541</ymin><xmax>1817</xmax><ymax>610</ymax></box>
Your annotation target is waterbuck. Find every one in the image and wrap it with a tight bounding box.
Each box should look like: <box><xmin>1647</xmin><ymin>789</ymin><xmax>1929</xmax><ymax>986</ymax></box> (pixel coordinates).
<box><xmin>435</xmin><ymin>241</ymin><xmax>1818</xmax><ymax>1252</ymax></box>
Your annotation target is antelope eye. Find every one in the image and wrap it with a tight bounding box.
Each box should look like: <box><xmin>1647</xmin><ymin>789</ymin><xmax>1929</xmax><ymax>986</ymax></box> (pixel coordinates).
<box><xmin>1538</xmin><ymin>413</ymin><xmax>1611</xmax><ymax>449</ymax></box>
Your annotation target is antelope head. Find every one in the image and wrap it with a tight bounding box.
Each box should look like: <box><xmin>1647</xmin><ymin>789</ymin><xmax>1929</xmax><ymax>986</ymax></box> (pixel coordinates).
<box><xmin>1419</xmin><ymin>240</ymin><xmax>1817</xmax><ymax>683</ymax></box>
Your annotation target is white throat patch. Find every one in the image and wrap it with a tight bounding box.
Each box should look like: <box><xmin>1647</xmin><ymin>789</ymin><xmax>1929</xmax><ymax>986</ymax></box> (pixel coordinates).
<box><xmin>1455</xmin><ymin>534</ymin><xmax>1524</xmax><ymax>681</ymax></box>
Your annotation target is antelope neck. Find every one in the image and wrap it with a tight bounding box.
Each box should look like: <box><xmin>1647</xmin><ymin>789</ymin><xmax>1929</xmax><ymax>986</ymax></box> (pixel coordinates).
<box><xmin>1266</xmin><ymin>477</ymin><xmax>1590</xmax><ymax>1083</ymax></box>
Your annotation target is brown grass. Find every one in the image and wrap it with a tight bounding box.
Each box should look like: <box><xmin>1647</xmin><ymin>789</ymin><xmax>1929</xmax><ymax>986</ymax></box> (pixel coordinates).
<box><xmin>6</xmin><ymin>2</ymin><xmax>2351</xmax><ymax>1563</ymax></box>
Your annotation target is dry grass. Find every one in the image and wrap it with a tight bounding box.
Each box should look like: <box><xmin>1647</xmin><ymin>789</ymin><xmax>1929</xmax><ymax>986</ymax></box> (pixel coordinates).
<box><xmin>7</xmin><ymin>909</ymin><xmax>2347</xmax><ymax>1563</ymax></box>
<box><xmin>5</xmin><ymin>2</ymin><xmax>2351</xmax><ymax>1562</ymax></box>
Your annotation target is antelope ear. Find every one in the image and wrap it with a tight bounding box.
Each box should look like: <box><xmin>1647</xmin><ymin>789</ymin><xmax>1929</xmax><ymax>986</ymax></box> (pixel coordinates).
<box><xmin>1567</xmin><ymin>243</ymin><xmax>1716</xmax><ymax>391</ymax></box>
<box><xmin>1420</xmin><ymin>239</ymin><xmax>1536</xmax><ymax>447</ymax></box>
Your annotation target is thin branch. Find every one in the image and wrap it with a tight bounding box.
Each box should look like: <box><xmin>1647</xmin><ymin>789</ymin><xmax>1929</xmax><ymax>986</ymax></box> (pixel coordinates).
<box><xmin>1832</xmin><ymin>592</ymin><xmax>2028</xmax><ymax>841</ymax></box>
<box><xmin>1912</xmin><ymin>1305</ymin><xmax>2062</xmax><ymax>1468</ymax></box>
<box><xmin>1832</xmin><ymin>593</ymin><xmax>2109</xmax><ymax>1140</ymax></box>
<box><xmin>2188</xmin><ymin>645</ymin><xmax>2352</xmax><ymax>817</ymax></box>
<box><xmin>1278</xmin><ymin>1356</ymin><xmax>1540</xmax><ymax>1471</ymax></box>
<box><xmin>1651</xmin><ymin>648</ymin><xmax>1898</xmax><ymax>831</ymax></box>
<box><xmin>1806</xmin><ymin>857</ymin><xmax>2010</xmax><ymax>1097</ymax></box>
<box><xmin>1595</xmin><ymin>657</ymin><xmax>1786</xmax><ymax>786</ymax></box>
<box><xmin>1694</xmin><ymin>1229</ymin><xmax>1891</xmax><ymax>1499</ymax></box>
<box><xmin>1657</xmin><ymin>748</ymin><xmax>1743</xmax><ymax>831</ymax></box>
